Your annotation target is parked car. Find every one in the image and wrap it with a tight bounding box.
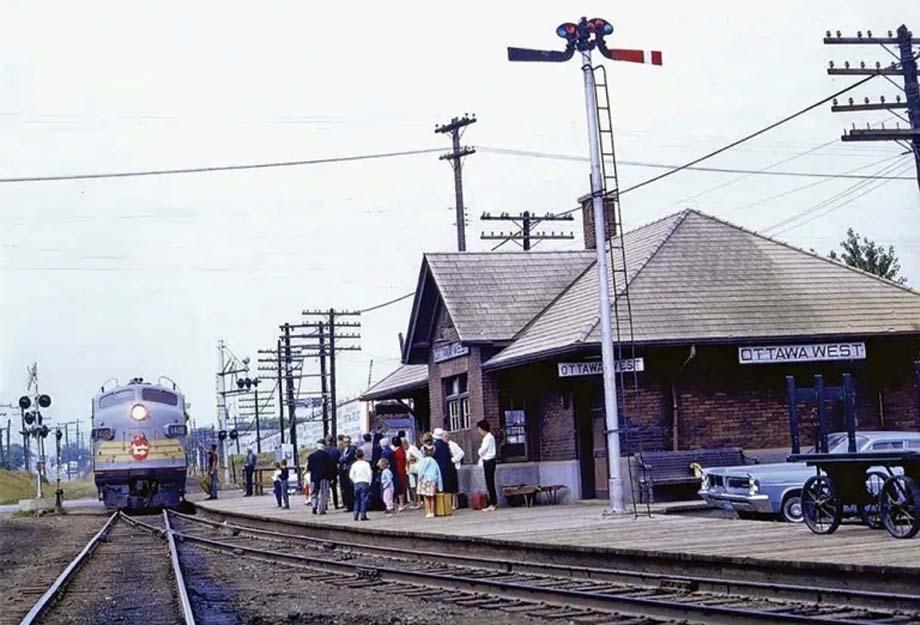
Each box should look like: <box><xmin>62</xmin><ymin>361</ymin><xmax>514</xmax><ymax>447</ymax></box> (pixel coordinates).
<box><xmin>699</xmin><ymin>431</ymin><xmax>920</xmax><ymax>522</ymax></box>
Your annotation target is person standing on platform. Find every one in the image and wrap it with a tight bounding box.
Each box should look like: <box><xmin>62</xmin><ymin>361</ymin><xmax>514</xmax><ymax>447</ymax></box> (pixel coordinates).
<box><xmin>307</xmin><ymin>440</ymin><xmax>335</xmax><ymax>514</ymax></box>
<box><xmin>243</xmin><ymin>448</ymin><xmax>257</xmax><ymax>497</ymax></box>
<box><xmin>278</xmin><ymin>459</ymin><xmax>291</xmax><ymax>509</ymax></box>
<box><xmin>205</xmin><ymin>444</ymin><xmax>219</xmax><ymax>500</ymax></box>
<box><xmin>378</xmin><ymin>457</ymin><xmax>395</xmax><ymax>513</ymax></box>
<box><xmin>349</xmin><ymin>448</ymin><xmax>372</xmax><ymax>521</ymax></box>
<box><xmin>359</xmin><ymin>433</ymin><xmax>373</xmax><ymax>463</ymax></box>
<box><xmin>392</xmin><ymin>436</ymin><xmax>408</xmax><ymax>512</ymax></box>
<box><xmin>339</xmin><ymin>435</ymin><xmax>357</xmax><ymax>512</ymax></box>
<box><xmin>443</xmin><ymin>431</ymin><xmax>465</xmax><ymax>510</ymax></box>
<box><xmin>404</xmin><ymin>437</ymin><xmax>422</xmax><ymax>508</ymax></box>
<box><xmin>477</xmin><ymin>419</ymin><xmax>497</xmax><ymax>511</ymax></box>
<box><xmin>271</xmin><ymin>462</ymin><xmax>283</xmax><ymax>507</ymax></box>
<box><xmin>416</xmin><ymin>444</ymin><xmax>442</xmax><ymax>518</ymax></box>
<box><xmin>432</xmin><ymin>428</ymin><xmax>458</xmax><ymax>509</ymax></box>
<box><xmin>323</xmin><ymin>436</ymin><xmax>341</xmax><ymax>510</ymax></box>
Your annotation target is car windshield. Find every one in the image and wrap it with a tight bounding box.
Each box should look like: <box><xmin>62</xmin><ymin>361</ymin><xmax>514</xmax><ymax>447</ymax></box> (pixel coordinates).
<box><xmin>826</xmin><ymin>434</ymin><xmax>870</xmax><ymax>453</ymax></box>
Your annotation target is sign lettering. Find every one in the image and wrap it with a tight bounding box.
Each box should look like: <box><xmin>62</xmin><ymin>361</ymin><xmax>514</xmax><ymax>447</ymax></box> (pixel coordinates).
<box><xmin>433</xmin><ymin>342</ymin><xmax>469</xmax><ymax>363</ymax></box>
<box><xmin>738</xmin><ymin>342</ymin><xmax>866</xmax><ymax>365</ymax></box>
<box><xmin>557</xmin><ymin>358</ymin><xmax>645</xmax><ymax>378</ymax></box>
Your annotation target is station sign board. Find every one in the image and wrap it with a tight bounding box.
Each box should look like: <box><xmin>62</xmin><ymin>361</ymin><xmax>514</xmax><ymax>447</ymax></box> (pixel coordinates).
<box><xmin>557</xmin><ymin>358</ymin><xmax>645</xmax><ymax>378</ymax></box>
<box><xmin>738</xmin><ymin>342</ymin><xmax>866</xmax><ymax>365</ymax></box>
<box><xmin>433</xmin><ymin>341</ymin><xmax>469</xmax><ymax>363</ymax></box>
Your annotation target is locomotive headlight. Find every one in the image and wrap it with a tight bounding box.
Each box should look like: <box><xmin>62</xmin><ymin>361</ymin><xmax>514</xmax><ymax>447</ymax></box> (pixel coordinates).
<box><xmin>130</xmin><ymin>404</ymin><xmax>149</xmax><ymax>421</ymax></box>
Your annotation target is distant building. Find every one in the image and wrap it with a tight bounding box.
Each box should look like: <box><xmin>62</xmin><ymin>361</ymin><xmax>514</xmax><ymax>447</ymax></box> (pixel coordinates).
<box><xmin>362</xmin><ymin>209</ymin><xmax>920</xmax><ymax>502</ymax></box>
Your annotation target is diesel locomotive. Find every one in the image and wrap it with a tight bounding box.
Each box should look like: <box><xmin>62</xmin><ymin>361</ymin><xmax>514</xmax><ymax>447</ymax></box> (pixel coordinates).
<box><xmin>91</xmin><ymin>377</ymin><xmax>188</xmax><ymax>509</ymax></box>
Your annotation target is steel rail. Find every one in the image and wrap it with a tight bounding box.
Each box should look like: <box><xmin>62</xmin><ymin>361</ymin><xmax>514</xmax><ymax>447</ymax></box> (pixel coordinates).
<box><xmin>172</xmin><ymin>510</ymin><xmax>920</xmax><ymax>613</ymax></box>
<box><xmin>162</xmin><ymin>511</ymin><xmax>197</xmax><ymax>625</ymax></box>
<box><xmin>17</xmin><ymin>512</ymin><xmax>119</xmax><ymax>625</ymax></box>
<box><xmin>168</xmin><ymin>524</ymin><xmax>888</xmax><ymax>625</ymax></box>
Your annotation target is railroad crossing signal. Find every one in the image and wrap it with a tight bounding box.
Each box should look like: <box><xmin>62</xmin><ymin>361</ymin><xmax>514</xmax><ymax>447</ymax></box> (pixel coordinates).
<box><xmin>507</xmin><ymin>17</ymin><xmax>662</xmax><ymax>516</ymax></box>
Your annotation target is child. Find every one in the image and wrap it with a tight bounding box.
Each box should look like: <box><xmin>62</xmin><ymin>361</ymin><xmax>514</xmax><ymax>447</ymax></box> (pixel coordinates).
<box><xmin>416</xmin><ymin>444</ymin><xmax>442</xmax><ymax>519</ymax></box>
<box><xmin>349</xmin><ymin>448</ymin><xmax>372</xmax><ymax>521</ymax></box>
<box><xmin>378</xmin><ymin>457</ymin><xmax>395</xmax><ymax>513</ymax></box>
<box><xmin>271</xmin><ymin>462</ymin><xmax>283</xmax><ymax>508</ymax></box>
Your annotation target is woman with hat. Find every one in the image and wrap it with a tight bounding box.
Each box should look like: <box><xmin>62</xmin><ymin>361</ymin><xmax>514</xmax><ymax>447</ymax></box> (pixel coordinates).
<box><xmin>432</xmin><ymin>427</ymin><xmax>459</xmax><ymax>507</ymax></box>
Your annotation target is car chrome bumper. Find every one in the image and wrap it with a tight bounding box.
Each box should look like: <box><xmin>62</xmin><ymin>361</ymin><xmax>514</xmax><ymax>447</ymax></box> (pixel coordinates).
<box><xmin>699</xmin><ymin>491</ymin><xmax>773</xmax><ymax>514</ymax></box>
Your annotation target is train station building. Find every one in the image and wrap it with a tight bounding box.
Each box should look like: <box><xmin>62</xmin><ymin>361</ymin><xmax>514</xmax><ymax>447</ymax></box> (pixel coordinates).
<box><xmin>361</xmin><ymin>209</ymin><xmax>920</xmax><ymax>502</ymax></box>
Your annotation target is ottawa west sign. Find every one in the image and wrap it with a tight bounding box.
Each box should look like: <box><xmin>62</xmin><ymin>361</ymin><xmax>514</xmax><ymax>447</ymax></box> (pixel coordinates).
<box><xmin>738</xmin><ymin>342</ymin><xmax>866</xmax><ymax>365</ymax></box>
<box><xmin>557</xmin><ymin>358</ymin><xmax>645</xmax><ymax>378</ymax></box>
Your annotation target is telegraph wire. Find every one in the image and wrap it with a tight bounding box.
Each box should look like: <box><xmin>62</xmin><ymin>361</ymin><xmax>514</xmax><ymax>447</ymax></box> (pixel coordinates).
<box><xmin>0</xmin><ymin>148</ymin><xmax>443</xmax><ymax>183</ymax></box>
<box><xmin>764</xmin><ymin>157</ymin><xmax>913</xmax><ymax>235</ymax></box>
<box><xmin>477</xmin><ymin>146</ymin><xmax>914</xmax><ymax>181</ymax></box>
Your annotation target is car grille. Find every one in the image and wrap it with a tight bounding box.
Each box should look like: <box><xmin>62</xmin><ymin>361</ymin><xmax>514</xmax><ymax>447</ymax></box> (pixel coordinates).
<box><xmin>708</xmin><ymin>475</ymin><xmax>724</xmax><ymax>487</ymax></box>
<box><xmin>727</xmin><ymin>477</ymin><xmax>750</xmax><ymax>489</ymax></box>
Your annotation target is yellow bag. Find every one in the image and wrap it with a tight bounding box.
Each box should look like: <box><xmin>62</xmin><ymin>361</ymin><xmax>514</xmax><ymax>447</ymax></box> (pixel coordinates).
<box><xmin>434</xmin><ymin>493</ymin><xmax>453</xmax><ymax>517</ymax></box>
<box><xmin>199</xmin><ymin>475</ymin><xmax>211</xmax><ymax>494</ymax></box>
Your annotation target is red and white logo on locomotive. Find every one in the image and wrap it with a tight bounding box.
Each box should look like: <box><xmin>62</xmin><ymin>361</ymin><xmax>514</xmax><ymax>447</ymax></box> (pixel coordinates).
<box><xmin>130</xmin><ymin>433</ymin><xmax>150</xmax><ymax>461</ymax></box>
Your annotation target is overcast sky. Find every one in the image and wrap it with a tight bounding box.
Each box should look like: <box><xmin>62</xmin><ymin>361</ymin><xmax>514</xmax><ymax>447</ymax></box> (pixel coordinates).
<box><xmin>1</xmin><ymin>1</ymin><xmax>917</xmax><ymax>437</ymax></box>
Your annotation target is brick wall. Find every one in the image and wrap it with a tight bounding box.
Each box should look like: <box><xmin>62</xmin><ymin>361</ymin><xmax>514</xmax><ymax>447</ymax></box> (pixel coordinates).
<box><xmin>882</xmin><ymin>367</ymin><xmax>920</xmax><ymax>431</ymax></box>
<box><xmin>539</xmin><ymin>390</ymin><xmax>575</xmax><ymax>461</ymax></box>
<box><xmin>581</xmin><ymin>196</ymin><xmax>617</xmax><ymax>250</ymax></box>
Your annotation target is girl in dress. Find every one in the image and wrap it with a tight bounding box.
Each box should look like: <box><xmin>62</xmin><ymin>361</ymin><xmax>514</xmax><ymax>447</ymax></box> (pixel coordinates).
<box><xmin>416</xmin><ymin>443</ymin><xmax>443</xmax><ymax>518</ymax></box>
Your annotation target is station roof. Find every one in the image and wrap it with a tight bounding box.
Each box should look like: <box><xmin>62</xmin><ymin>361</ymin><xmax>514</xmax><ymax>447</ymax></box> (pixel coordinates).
<box><xmin>360</xmin><ymin>363</ymin><xmax>429</xmax><ymax>401</ymax></box>
<box><xmin>485</xmin><ymin>209</ymin><xmax>920</xmax><ymax>370</ymax></box>
<box><xmin>401</xmin><ymin>250</ymin><xmax>595</xmax><ymax>362</ymax></box>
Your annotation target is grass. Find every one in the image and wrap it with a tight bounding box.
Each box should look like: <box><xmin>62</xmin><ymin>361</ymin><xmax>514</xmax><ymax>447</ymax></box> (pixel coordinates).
<box><xmin>0</xmin><ymin>469</ymin><xmax>98</xmax><ymax>505</ymax></box>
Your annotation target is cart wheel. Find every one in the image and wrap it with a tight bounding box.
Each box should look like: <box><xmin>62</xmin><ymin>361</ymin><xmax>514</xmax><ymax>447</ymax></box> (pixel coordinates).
<box><xmin>859</xmin><ymin>471</ymin><xmax>888</xmax><ymax>530</ymax></box>
<box><xmin>801</xmin><ymin>475</ymin><xmax>841</xmax><ymax>535</ymax></box>
<box><xmin>880</xmin><ymin>475</ymin><xmax>920</xmax><ymax>539</ymax></box>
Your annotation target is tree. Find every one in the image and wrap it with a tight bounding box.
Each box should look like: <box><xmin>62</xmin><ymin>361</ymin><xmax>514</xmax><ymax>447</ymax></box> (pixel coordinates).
<box><xmin>1</xmin><ymin>443</ymin><xmax>25</xmax><ymax>470</ymax></box>
<box><xmin>829</xmin><ymin>228</ymin><xmax>906</xmax><ymax>284</ymax></box>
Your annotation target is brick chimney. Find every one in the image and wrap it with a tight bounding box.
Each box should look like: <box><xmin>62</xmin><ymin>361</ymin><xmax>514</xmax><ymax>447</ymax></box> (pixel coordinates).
<box><xmin>579</xmin><ymin>192</ymin><xmax>617</xmax><ymax>250</ymax></box>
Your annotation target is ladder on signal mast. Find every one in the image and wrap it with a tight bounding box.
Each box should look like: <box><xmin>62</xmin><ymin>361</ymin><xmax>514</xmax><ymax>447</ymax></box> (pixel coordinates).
<box><xmin>592</xmin><ymin>64</ymin><xmax>649</xmax><ymax>517</ymax></box>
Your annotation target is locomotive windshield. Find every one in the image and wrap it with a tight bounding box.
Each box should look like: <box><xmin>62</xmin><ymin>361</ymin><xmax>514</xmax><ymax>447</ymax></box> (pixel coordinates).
<box><xmin>141</xmin><ymin>388</ymin><xmax>178</xmax><ymax>405</ymax></box>
<box><xmin>99</xmin><ymin>389</ymin><xmax>136</xmax><ymax>408</ymax></box>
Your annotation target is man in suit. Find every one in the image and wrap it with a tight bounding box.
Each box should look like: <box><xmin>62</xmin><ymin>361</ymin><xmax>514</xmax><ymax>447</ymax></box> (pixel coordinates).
<box><xmin>307</xmin><ymin>440</ymin><xmax>336</xmax><ymax>514</ymax></box>
<box><xmin>323</xmin><ymin>436</ymin><xmax>342</xmax><ymax>509</ymax></box>
<box><xmin>243</xmin><ymin>448</ymin><xmax>257</xmax><ymax>497</ymax></box>
<box><xmin>338</xmin><ymin>436</ymin><xmax>357</xmax><ymax>512</ymax></box>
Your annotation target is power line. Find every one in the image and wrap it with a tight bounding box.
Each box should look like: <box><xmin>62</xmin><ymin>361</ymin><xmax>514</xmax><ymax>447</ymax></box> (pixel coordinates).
<box><xmin>769</xmin><ymin>163</ymin><xmax>913</xmax><ymax>236</ymax></box>
<box><xmin>477</xmin><ymin>146</ymin><xmax>914</xmax><ymax>181</ymax></box>
<box><xmin>764</xmin><ymin>157</ymin><xmax>912</xmax><ymax>235</ymax></box>
<box><xmin>0</xmin><ymin>148</ymin><xmax>443</xmax><ymax>184</ymax></box>
<box><xmin>357</xmin><ymin>291</ymin><xmax>414</xmax><ymax>313</ymax></box>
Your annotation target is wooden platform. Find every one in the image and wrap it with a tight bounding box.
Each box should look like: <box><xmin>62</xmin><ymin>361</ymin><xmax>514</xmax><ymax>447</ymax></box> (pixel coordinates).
<box><xmin>196</xmin><ymin>495</ymin><xmax>920</xmax><ymax>572</ymax></box>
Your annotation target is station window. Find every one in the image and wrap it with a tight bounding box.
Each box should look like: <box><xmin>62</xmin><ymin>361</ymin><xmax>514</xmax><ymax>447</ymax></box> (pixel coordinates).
<box><xmin>501</xmin><ymin>398</ymin><xmax>528</xmax><ymax>461</ymax></box>
<box><xmin>444</xmin><ymin>374</ymin><xmax>469</xmax><ymax>431</ymax></box>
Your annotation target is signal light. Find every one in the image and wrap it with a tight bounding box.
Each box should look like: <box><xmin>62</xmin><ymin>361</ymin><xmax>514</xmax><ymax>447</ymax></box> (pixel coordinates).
<box><xmin>38</xmin><ymin>394</ymin><xmax>52</xmax><ymax>408</ymax></box>
<box><xmin>55</xmin><ymin>428</ymin><xmax>63</xmax><ymax>441</ymax></box>
<box><xmin>218</xmin><ymin>429</ymin><xmax>228</xmax><ymax>441</ymax></box>
<box><xmin>40</xmin><ymin>425</ymin><xmax>49</xmax><ymax>439</ymax></box>
<box><xmin>19</xmin><ymin>396</ymin><xmax>31</xmax><ymax>410</ymax></box>
<box><xmin>556</xmin><ymin>22</ymin><xmax>576</xmax><ymax>38</ymax></box>
<box><xmin>24</xmin><ymin>412</ymin><xmax>35</xmax><ymax>425</ymax></box>
<box><xmin>229</xmin><ymin>429</ymin><xmax>238</xmax><ymax>440</ymax></box>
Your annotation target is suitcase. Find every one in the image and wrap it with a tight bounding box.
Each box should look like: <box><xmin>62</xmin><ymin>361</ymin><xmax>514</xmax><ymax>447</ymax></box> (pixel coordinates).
<box><xmin>456</xmin><ymin>493</ymin><xmax>469</xmax><ymax>509</ymax></box>
<box><xmin>434</xmin><ymin>493</ymin><xmax>454</xmax><ymax>517</ymax></box>
<box><xmin>471</xmin><ymin>491</ymin><xmax>488</xmax><ymax>510</ymax></box>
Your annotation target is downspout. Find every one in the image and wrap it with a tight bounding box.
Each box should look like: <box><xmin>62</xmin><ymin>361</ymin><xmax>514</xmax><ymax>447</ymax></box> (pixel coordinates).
<box><xmin>671</xmin><ymin>345</ymin><xmax>697</xmax><ymax>451</ymax></box>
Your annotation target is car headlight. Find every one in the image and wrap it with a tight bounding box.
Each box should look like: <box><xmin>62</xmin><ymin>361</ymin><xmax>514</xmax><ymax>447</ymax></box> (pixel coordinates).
<box><xmin>130</xmin><ymin>404</ymin><xmax>149</xmax><ymax>421</ymax></box>
<box><xmin>701</xmin><ymin>472</ymin><xmax>711</xmax><ymax>490</ymax></box>
<box><xmin>746</xmin><ymin>472</ymin><xmax>759</xmax><ymax>496</ymax></box>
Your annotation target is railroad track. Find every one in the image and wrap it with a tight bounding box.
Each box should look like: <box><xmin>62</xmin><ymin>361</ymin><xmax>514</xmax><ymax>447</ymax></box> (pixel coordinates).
<box><xmin>168</xmin><ymin>510</ymin><xmax>920</xmax><ymax>625</ymax></box>
<box><xmin>17</xmin><ymin>511</ymin><xmax>195</xmax><ymax>625</ymax></box>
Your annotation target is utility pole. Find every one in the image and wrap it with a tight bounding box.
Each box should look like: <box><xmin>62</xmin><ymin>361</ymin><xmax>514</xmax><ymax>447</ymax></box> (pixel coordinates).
<box><xmin>281</xmin><ymin>323</ymin><xmax>300</xmax><ymax>479</ymax></box>
<box><xmin>276</xmin><ymin>339</ymin><xmax>285</xmax><ymax>444</ymax></box>
<box><xmin>825</xmin><ymin>26</ymin><xmax>920</xmax><ymax>188</ymax></box>
<box><xmin>436</xmin><ymin>114</ymin><xmax>477</xmax><ymax>251</ymax></box>
<box><xmin>216</xmin><ymin>340</ymin><xmax>230</xmax><ymax>485</ymax></box>
<box><xmin>302</xmin><ymin>309</ymin><xmax>362</xmax><ymax>439</ymax></box>
<box><xmin>317</xmin><ymin>321</ymin><xmax>329</xmax><ymax>439</ymax></box>
<box><xmin>508</xmin><ymin>17</ymin><xmax>662</xmax><ymax>514</ymax></box>
<box><xmin>480</xmin><ymin>211</ymin><xmax>575</xmax><ymax>250</ymax></box>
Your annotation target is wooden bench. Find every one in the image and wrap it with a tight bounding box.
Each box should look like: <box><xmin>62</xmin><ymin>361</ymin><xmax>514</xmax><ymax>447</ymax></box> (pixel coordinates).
<box><xmin>635</xmin><ymin>448</ymin><xmax>756</xmax><ymax>503</ymax></box>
